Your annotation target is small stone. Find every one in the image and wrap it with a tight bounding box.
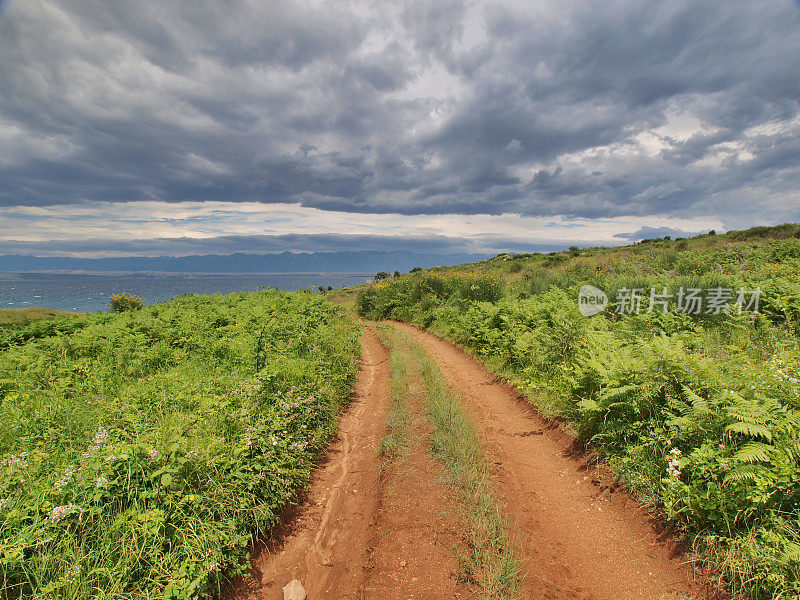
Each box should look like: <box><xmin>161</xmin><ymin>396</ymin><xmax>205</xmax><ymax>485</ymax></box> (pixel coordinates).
<box><xmin>283</xmin><ymin>579</ymin><xmax>306</xmax><ymax>600</ymax></box>
<box><xmin>400</xmin><ymin>560</ymin><xmax>407</xmax><ymax>568</ymax></box>
<box><xmin>320</xmin><ymin>548</ymin><xmax>333</xmax><ymax>566</ymax></box>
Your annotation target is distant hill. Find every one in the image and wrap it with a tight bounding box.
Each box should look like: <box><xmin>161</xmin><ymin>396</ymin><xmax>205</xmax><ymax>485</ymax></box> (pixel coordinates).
<box><xmin>0</xmin><ymin>251</ymin><xmax>489</xmax><ymax>274</ymax></box>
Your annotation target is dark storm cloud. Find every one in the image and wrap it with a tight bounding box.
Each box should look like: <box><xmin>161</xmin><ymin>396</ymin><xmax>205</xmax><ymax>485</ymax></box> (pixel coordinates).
<box><xmin>0</xmin><ymin>0</ymin><xmax>799</xmax><ymax>228</ymax></box>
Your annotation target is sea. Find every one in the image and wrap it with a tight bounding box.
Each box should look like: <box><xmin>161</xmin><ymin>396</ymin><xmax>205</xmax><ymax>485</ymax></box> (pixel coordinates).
<box><xmin>0</xmin><ymin>273</ymin><xmax>373</xmax><ymax>313</ymax></box>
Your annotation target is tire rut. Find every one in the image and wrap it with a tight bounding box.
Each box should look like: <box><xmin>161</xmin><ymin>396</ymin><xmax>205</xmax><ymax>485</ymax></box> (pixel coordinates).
<box><xmin>228</xmin><ymin>326</ymin><xmax>472</xmax><ymax>600</ymax></box>
<box><xmin>232</xmin><ymin>327</ymin><xmax>390</xmax><ymax>599</ymax></box>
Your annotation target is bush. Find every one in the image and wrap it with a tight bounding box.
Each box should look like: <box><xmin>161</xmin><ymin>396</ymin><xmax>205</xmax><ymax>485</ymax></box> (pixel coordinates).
<box><xmin>355</xmin><ymin>232</ymin><xmax>800</xmax><ymax>599</ymax></box>
<box><xmin>356</xmin><ymin>271</ymin><xmax>504</xmax><ymax>320</ymax></box>
<box><xmin>109</xmin><ymin>292</ymin><xmax>145</xmax><ymax>312</ymax></box>
<box><xmin>0</xmin><ymin>290</ymin><xmax>359</xmax><ymax>599</ymax></box>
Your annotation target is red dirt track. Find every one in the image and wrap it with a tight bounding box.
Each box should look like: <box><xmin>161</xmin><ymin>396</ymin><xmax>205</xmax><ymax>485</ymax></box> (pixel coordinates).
<box><xmin>395</xmin><ymin>322</ymin><xmax>709</xmax><ymax>600</ymax></box>
<box><xmin>232</xmin><ymin>323</ymin><xmax>714</xmax><ymax>600</ymax></box>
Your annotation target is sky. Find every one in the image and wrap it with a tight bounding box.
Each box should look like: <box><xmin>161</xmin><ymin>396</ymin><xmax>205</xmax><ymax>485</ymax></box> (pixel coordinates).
<box><xmin>0</xmin><ymin>0</ymin><xmax>799</xmax><ymax>258</ymax></box>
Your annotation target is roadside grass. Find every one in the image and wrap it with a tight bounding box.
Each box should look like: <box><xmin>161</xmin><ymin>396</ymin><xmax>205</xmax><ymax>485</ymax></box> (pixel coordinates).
<box><xmin>356</xmin><ymin>224</ymin><xmax>800</xmax><ymax>599</ymax></box>
<box><xmin>378</xmin><ymin>324</ymin><xmax>523</xmax><ymax>599</ymax></box>
<box><xmin>0</xmin><ymin>291</ymin><xmax>360</xmax><ymax>599</ymax></box>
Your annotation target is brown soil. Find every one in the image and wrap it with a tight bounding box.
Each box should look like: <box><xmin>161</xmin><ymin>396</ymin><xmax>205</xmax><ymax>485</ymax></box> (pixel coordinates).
<box><xmin>393</xmin><ymin>321</ymin><xmax>714</xmax><ymax>600</ymax></box>
<box><xmin>361</xmin><ymin>337</ymin><xmax>472</xmax><ymax>599</ymax></box>
<box><xmin>229</xmin><ymin>322</ymin><xmax>721</xmax><ymax>600</ymax></box>
<box><xmin>229</xmin><ymin>326</ymin><xmax>471</xmax><ymax>600</ymax></box>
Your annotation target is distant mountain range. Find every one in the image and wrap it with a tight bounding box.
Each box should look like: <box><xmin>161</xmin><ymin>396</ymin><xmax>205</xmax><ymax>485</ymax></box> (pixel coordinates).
<box><xmin>0</xmin><ymin>251</ymin><xmax>490</xmax><ymax>274</ymax></box>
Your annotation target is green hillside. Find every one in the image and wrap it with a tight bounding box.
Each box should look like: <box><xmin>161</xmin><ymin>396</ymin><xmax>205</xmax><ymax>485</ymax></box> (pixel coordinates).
<box><xmin>0</xmin><ymin>308</ymin><xmax>79</xmax><ymax>328</ymax></box>
<box><xmin>0</xmin><ymin>290</ymin><xmax>359</xmax><ymax>599</ymax></box>
<box><xmin>358</xmin><ymin>224</ymin><xmax>800</xmax><ymax>599</ymax></box>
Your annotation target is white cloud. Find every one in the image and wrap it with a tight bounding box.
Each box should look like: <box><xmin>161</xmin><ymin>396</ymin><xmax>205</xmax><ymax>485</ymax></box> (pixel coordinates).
<box><xmin>0</xmin><ymin>200</ymin><xmax>724</xmax><ymax>256</ymax></box>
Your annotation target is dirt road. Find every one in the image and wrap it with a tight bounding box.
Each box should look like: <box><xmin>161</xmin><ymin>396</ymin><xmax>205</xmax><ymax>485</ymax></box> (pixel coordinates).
<box><xmin>394</xmin><ymin>322</ymin><xmax>707</xmax><ymax>600</ymax></box>
<box><xmin>233</xmin><ymin>323</ymin><xmax>710</xmax><ymax>600</ymax></box>
<box><xmin>241</xmin><ymin>327</ymin><xmax>390</xmax><ymax>600</ymax></box>
<box><xmin>233</xmin><ymin>326</ymin><xmax>470</xmax><ymax>600</ymax></box>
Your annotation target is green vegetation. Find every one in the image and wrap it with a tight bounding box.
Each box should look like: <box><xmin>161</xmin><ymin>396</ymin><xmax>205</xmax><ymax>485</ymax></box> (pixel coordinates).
<box><xmin>109</xmin><ymin>292</ymin><xmax>146</xmax><ymax>313</ymax></box>
<box><xmin>0</xmin><ymin>290</ymin><xmax>359</xmax><ymax>599</ymax></box>
<box><xmin>358</xmin><ymin>224</ymin><xmax>800</xmax><ymax>599</ymax></box>
<box><xmin>0</xmin><ymin>308</ymin><xmax>78</xmax><ymax>328</ymax></box>
<box><xmin>376</xmin><ymin>331</ymin><xmax>412</xmax><ymax>462</ymax></box>
<box><xmin>378</xmin><ymin>325</ymin><xmax>521</xmax><ymax>598</ymax></box>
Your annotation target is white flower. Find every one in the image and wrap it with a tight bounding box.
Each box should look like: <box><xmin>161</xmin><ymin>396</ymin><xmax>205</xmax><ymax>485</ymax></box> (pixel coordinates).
<box><xmin>64</xmin><ymin>563</ymin><xmax>81</xmax><ymax>583</ymax></box>
<box><xmin>148</xmin><ymin>449</ymin><xmax>158</xmax><ymax>459</ymax></box>
<box><xmin>93</xmin><ymin>426</ymin><xmax>109</xmax><ymax>446</ymax></box>
<box><xmin>51</xmin><ymin>503</ymin><xmax>82</xmax><ymax>521</ymax></box>
<box><xmin>2</xmin><ymin>453</ymin><xmax>29</xmax><ymax>470</ymax></box>
<box><xmin>666</xmin><ymin>449</ymin><xmax>683</xmax><ymax>480</ymax></box>
<box><xmin>96</xmin><ymin>476</ymin><xmax>109</xmax><ymax>489</ymax></box>
<box><xmin>0</xmin><ymin>498</ymin><xmax>9</xmax><ymax>509</ymax></box>
<box><xmin>207</xmin><ymin>562</ymin><xmax>221</xmax><ymax>573</ymax></box>
<box><xmin>54</xmin><ymin>468</ymin><xmax>75</xmax><ymax>490</ymax></box>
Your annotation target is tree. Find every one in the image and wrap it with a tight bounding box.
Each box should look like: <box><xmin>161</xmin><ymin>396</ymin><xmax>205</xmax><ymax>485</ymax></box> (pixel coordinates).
<box><xmin>374</xmin><ymin>272</ymin><xmax>389</xmax><ymax>280</ymax></box>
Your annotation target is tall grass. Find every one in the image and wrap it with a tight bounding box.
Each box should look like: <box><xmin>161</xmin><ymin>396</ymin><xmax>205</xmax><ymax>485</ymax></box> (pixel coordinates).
<box><xmin>357</xmin><ymin>224</ymin><xmax>800</xmax><ymax>599</ymax></box>
<box><xmin>0</xmin><ymin>290</ymin><xmax>359</xmax><ymax>599</ymax></box>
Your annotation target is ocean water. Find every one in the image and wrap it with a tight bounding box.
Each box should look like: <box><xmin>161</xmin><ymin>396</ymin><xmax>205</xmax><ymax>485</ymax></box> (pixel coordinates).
<box><xmin>0</xmin><ymin>273</ymin><xmax>372</xmax><ymax>313</ymax></box>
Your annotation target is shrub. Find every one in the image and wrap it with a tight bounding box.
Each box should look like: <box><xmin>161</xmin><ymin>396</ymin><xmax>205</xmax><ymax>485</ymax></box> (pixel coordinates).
<box><xmin>354</xmin><ymin>231</ymin><xmax>800</xmax><ymax>599</ymax></box>
<box><xmin>0</xmin><ymin>290</ymin><xmax>359</xmax><ymax>599</ymax></box>
<box><xmin>109</xmin><ymin>292</ymin><xmax>145</xmax><ymax>312</ymax></box>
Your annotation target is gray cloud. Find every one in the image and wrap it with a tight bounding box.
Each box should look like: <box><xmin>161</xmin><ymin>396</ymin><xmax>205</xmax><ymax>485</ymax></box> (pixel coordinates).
<box><xmin>0</xmin><ymin>0</ymin><xmax>799</xmax><ymax>231</ymax></box>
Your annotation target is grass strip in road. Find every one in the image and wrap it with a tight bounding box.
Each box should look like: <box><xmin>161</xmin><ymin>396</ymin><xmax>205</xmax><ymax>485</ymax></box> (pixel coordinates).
<box><xmin>378</xmin><ymin>324</ymin><xmax>523</xmax><ymax>599</ymax></box>
<box><xmin>375</xmin><ymin>327</ymin><xmax>412</xmax><ymax>463</ymax></box>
